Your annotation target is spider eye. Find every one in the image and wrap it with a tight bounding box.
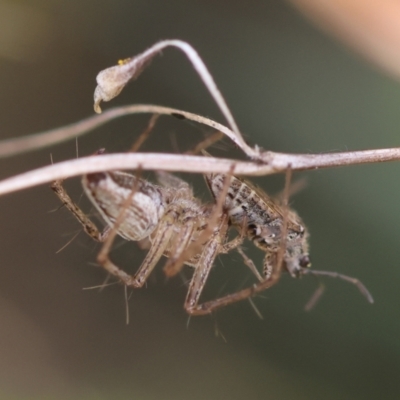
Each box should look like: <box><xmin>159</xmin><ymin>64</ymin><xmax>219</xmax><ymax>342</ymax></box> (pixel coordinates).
<box><xmin>299</xmin><ymin>255</ymin><xmax>311</xmax><ymax>268</ymax></box>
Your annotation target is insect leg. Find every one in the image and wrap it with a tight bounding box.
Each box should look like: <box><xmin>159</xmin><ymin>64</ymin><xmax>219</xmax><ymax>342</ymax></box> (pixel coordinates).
<box><xmin>236</xmin><ymin>247</ymin><xmax>263</xmax><ymax>283</ymax></box>
<box><xmin>263</xmin><ymin>252</ymin><xmax>278</xmax><ymax>280</ymax></box>
<box><xmin>219</xmin><ymin>215</ymin><xmax>247</xmax><ymax>254</ymax></box>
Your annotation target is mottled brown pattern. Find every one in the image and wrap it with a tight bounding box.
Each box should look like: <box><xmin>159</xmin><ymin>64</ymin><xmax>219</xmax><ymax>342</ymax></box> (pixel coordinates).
<box><xmin>205</xmin><ymin>172</ymin><xmax>310</xmax><ymax>279</ymax></box>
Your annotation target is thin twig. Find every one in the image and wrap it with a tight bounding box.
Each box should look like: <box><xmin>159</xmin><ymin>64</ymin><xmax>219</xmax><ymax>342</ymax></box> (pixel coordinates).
<box><xmin>2</xmin><ymin>145</ymin><xmax>400</xmax><ymax>197</ymax></box>
<box><xmin>0</xmin><ymin>104</ymin><xmax>255</xmax><ymax>159</ymax></box>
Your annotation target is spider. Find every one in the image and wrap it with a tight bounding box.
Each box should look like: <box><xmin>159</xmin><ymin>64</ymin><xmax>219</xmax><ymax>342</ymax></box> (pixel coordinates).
<box><xmin>51</xmin><ymin>163</ymin><xmax>247</xmax><ymax>315</ymax></box>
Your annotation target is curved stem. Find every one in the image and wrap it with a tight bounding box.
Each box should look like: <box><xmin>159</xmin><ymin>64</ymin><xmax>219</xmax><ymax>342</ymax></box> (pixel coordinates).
<box><xmin>1</xmin><ymin>146</ymin><xmax>400</xmax><ymax>197</ymax></box>
<box><xmin>0</xmin><ymin>104</ymin><xmax>256</xmax><ymax>159</ymax></box>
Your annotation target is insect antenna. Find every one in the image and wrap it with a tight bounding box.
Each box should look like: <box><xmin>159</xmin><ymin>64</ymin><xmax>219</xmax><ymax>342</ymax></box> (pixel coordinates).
<box><xmin>301</xmin><ymin>268</ymin><xmax>374</xmax><ymax>307</ymax></box>
<box><xmin>303</xmin><ymin>281</ymin><xmax>326</xmax><ymax>311</ymax></box>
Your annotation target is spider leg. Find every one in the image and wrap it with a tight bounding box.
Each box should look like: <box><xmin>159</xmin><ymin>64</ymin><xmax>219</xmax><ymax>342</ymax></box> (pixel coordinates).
<box><xmin>53</xmin><ymin>170</ymin><xmax>168</xmax><ymax>288</ymax></box>
<box><xmin>187</xmin><ymin>251</ymin><xmax>282</xmax><ymax>315</ymax></box>
<box><xmin>184</xmin><ymin>211</ymin><xmax>265</xmax><ymax>315</ymax></box>
<box><xmin>51</xmin><ymin>179</ymin><xmax>108</xmax><ymax>241</ymax></box>
<box><xmin>91</xmin><ymin>168</ymin><xmax>154</xmax><ymax>286</ymax></box>
<box><xmin>52</xmin><ymin>177</ymin><xmax>139</xmax><ymax>285</ymax></box>
<box><xmin>186</xmin><ymin>274</ymin><xmax>276</xmax><ymax>316</ymax></box>
<box><xmin>165</xmin><ymin>163</ymin><xmax>236</xmax><ymax>278</ymax></box>
<box><xmin>163</xmin><ymin>210</ymin><xmax>227</xmax><ymax>278</ymax></box>
<box><xmin>130</xmin><ymin>114</ymin><xmax>159</xmax><ymax>152</ymax></box>
<box><xmin>163</xmin><ymin>219</ymin><xmax>197</xmax><ymax>273</ymax></box>
<box><xmin>129</xmin><ymin>211</ymin><xmax>179</xmax><ymax>287</ymax></box>
<box><xmin>184</xmin><ymin>220</ymin><xmax>225</xmax><ymax>315</ymax></box>
<box><xmin>96</xmin><ymin>211</ymin><xmax>176</xmax><ymax>287</ymax></box>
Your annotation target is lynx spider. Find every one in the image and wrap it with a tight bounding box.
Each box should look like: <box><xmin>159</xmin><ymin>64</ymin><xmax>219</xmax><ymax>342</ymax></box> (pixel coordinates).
<box><xmin>51</xmin><ymin>152</ymin><xmax>252</xmax><ymax>315</ymax></box>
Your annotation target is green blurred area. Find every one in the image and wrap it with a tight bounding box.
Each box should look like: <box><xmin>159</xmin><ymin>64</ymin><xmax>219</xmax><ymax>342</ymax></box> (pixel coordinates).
<box><xmin>0</xmin><ymin>1</ymin><xmax>399</xmax><ymax>399</ymax></box>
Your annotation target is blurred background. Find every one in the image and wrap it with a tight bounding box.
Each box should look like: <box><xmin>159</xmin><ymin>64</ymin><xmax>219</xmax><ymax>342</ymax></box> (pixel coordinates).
<box><xmin>0</xmin><ymin>0</ymin><xmax>400</xmax><ymax>399</ymax></box>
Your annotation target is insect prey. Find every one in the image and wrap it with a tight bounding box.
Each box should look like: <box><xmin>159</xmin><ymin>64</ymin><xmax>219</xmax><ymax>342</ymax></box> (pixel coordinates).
<box><xmin>205</xmin><ymin>172</ymin><xmax>310</xmax><ymax>280</ymax></box>
<box><xmin>198</xmin><ymin>169</ymin><xmax>374</xmax><ymax>314</ymax></box>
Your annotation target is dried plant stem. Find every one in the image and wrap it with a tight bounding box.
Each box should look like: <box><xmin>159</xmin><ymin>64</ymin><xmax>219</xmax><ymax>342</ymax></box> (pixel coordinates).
<box><xmin>1</xmin><ymin>146</ymin><xmax>400</xmax><ymax>197</ymax></box>
<box><xmin>1</xmin><ymin>38</ymin><xmax>400</xmax><ymax>200</ymax></box>
<box><xmin>0</xmin><ymin>104</ymin><xmax>255</xmax><ymax>159</ymax></box>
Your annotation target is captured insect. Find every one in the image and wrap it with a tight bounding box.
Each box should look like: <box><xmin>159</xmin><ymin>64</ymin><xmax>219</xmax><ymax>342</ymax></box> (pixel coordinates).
<box><xmin>206</xmin><ymin>170</ymin><xmax>311</xmax><ymax>281</ymax></box>
<box><xmin>51</xmin><ymin>151</ymin><xmax>248</xmax><ymax>315</ymax></box>
<box><xmin>195</xmin><ymin>168</ymin><xmax>374</xmax><ymax>313</ymax></box>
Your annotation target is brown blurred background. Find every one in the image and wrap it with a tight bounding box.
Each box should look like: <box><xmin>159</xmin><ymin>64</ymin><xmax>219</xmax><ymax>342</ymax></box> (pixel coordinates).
<box><xmin>0</xmin><ymin>1</ymin><xmax>400</xmax><ymax>399</ymax></box>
